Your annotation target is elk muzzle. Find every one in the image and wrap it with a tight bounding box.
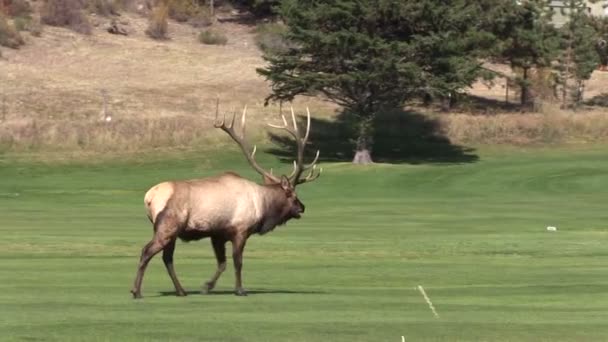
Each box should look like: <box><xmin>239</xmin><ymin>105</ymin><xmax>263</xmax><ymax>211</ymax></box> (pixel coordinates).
<box><xmin>293</xmin><ymin>199</ymin><xmax>305</xmax><ymax>219</ymax></box>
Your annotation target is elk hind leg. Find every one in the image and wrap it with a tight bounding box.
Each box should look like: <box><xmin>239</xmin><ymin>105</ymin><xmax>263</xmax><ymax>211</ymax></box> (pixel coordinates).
<box><xmin>202</xmin><ymin>237</ymin><xmax>227</xmax><ymax>294</ymax></box>
<box><xmin>130</xmin><ymin>210</ymin><xmax>178</xmax><ymax>299</ymax></box>
<box><xmin>130</xmin><ymin>237</ymin><xmax>168</xmax><ymax>299</ymax></box>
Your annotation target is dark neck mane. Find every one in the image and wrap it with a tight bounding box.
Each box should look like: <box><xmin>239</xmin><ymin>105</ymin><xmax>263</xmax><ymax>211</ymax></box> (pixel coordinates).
<box><xmin>256</xmin><ymin>185</ymin><xmax>290</xmax><ymax>235</ymax></box>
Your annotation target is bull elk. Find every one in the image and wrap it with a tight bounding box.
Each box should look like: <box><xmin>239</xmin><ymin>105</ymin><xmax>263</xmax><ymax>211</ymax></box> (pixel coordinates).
<box><xmin>130</xmin><ymin>104</ymin><xmax>321</xmax><ymax>299</ymax></box>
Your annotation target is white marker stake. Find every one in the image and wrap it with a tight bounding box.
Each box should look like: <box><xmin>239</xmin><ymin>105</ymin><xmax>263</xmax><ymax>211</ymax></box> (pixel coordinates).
<box><xmin>417</xmin><ymin>285</ymin><xmax>440</xmax><ymax>319</ymax></box>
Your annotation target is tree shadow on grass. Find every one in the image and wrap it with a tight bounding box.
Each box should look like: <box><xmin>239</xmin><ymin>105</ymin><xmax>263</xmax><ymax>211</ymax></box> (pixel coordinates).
<box><xmin>156</xmin><ymin>289</ymin><xmax>325</xmax><ymax>297</ymax></box>
<box><xmin>266</xmin><ymin>109</ymin><xmax>478</xmax><ymax>164</ymax></box>
<box><xmin>455</xmin><ymin>94</ymin><xmax>523</xmax><ymax>114</ymax></box>
<box><xmin>585</xmin><ymin>93</ymin><xmax>608</xmax><ymax>107</ymax></box>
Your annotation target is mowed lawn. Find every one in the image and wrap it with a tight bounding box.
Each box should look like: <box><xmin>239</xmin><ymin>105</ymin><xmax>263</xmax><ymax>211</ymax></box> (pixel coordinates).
<box><xmin>1</xmin><ymin>146</ymin><xmax>607</xmax><ymax>341</ymax></box>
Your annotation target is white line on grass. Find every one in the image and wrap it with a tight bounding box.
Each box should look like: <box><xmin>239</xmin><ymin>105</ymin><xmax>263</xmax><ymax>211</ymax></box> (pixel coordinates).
<box><xmin>417</xmin><ymin>285</ymin><xmax>440</xmax><ymax>319</ymax></box>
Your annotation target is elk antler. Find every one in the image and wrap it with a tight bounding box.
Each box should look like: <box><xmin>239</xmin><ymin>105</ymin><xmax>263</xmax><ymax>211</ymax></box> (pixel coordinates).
<box><xmin>267</xmin><ymin>106</ymin><xmax>322</xmax><ymax>186</ymax></box>
<box><xmin>214</xmin><ymin>100</ymin><xmax>281</xmax><ymax>184</ymax></box>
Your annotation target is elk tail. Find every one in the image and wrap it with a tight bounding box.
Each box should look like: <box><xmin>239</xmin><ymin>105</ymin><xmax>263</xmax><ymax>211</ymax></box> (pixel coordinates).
<box><xmin>144</xmin><ymin>190</ymin><xmax>155</xmax><ymax>224</ymax></box>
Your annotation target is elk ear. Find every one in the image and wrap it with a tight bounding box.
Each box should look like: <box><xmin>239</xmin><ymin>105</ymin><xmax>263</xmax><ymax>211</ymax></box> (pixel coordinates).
<box><xmin>280</xmin><ymin>175</ymin><xmax>292</xmax><ymax>191</ymax></box>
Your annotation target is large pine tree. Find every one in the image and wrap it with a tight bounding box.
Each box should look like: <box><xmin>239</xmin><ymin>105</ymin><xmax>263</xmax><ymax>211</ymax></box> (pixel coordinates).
<box><xmin>590</xmin><ymin>15</ymin><xmax>608</xmax><ymax>70</ymax></box>
<box><xmin>554</xmin><ymin>0</ymin><xmax>600</xmax><ymax>107</ymax></box>
<box><xmin>488</xmin><ymin>0</ymin><xmax>559</xmax><ymax>107</ymax></box>
<box><xmin>257</xmin><ymin>0</ymin><xmax>495</xmax><ymax>164</ymax></box>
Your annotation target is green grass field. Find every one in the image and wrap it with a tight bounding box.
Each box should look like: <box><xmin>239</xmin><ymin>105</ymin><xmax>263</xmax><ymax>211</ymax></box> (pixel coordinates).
<box><xmin>1</xmin><ymin>146</ymin><xmax>607</xmax><ymax>341</ymax></box>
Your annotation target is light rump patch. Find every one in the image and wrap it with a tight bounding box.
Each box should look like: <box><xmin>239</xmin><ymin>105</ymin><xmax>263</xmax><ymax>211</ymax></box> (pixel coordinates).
<box><xmin>144</xmin><ymin>182</ymin><xmax>174</xmax><ymax>224</ymax></box>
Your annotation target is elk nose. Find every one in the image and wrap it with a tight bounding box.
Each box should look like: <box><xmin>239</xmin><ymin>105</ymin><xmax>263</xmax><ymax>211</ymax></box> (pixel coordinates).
<box><xmin>300</xmin><ymin>203</ymin><xmax>306</xmax><ymax>213</ymax></box>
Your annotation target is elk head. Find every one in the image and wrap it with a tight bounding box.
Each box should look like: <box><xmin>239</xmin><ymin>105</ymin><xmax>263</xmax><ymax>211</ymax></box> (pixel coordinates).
<box><xmin>213</xmin><ymin>101</ymin><xmax>321</xmax><ymax>221</ymax></box>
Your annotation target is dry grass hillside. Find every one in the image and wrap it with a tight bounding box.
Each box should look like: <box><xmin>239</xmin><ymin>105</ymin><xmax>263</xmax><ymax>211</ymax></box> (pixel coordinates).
<box><xmin>1</xmin><ymin>7</ymin><xmax>607</xmax><ymax>156</ymax></box>
<box><xmin>2</xmin><ymin>14</ymin><xmax>267</xmax><ymax>120</ymax></box>
<box><xmin>0</xmin><ymin>9</ymin><xmax>333</xmax><ymax>154</ymax></box>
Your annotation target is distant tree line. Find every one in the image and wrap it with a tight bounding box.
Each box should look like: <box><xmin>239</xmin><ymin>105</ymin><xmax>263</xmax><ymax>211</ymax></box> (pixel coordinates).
<box><xmin>2</xmin><ymin>0</ymin><xmax>608</xmax><ymax>163</ymax></box>
<box><xmin>257</xmin><ymin>0</ymin><xmax>608</xmax><ymax>163</ymax></box>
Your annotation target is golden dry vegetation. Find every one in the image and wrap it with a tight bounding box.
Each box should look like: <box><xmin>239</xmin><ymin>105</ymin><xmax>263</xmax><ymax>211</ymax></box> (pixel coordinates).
<box><xmin>0</xmin><ymin>8</ymin><xmax>607</xmax><ymax>155</ymax></box>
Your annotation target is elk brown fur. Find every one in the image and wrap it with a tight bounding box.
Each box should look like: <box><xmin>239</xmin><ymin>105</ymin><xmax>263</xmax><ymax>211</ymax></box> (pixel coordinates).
<box><xmin>130</xmin><ymin>105</ymin><xmax>321</xmax><ymax>299</ymax></box>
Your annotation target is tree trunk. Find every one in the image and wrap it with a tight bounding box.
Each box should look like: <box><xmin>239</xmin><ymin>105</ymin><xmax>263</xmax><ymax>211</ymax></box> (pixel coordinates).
<box><xmin>520</xmin><ymin>67</ymin><xmax>532</xmax><ymax>108</ymax></box>
<box><xmin>440</xmin><ymin>92</ymin><xmax>454</xmax><ymax>112</ymax></box>
<box><xmin>573</xmin><ymin>79</ymin><xmax>585</xmax><ymax>107</ymax></box>
<box><xmin>353</xmin><ymin>149</ymin><xmax>373</xmax><ymax>164</ymax></box>
<box><xmin>352</xmin><ymin>119</ymin><xmax>374</xmax><ymax>165</ymax></box>
<box><xmin>561</xmin><ymin>19</ymin><xmax>574</xmax><ymax>109</ymax></box>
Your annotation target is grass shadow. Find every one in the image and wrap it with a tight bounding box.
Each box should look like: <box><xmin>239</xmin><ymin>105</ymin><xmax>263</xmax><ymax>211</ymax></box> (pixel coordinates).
<box><xmin>266</xmin><ymin>108</ymin><xmax>478</xmax><ymax>164</ymax></box>
<box><xmin>156</xmin><ymin>289</ymin><xmax>325</xmax><ymax>297</ymax></box>
<box><xmin>216</xmin><ymin>7</ymin><xmax>259</xmax><ymax>27</ymax></box>
<box><xmin>455</xmin><ymin>94</ymin><xmax>523</xmax><ymax>114</ymax></box>
<box><xmin>585</xmin><ymin>93</ymin><xmax>608</xmax><ymax>107</ymax></box>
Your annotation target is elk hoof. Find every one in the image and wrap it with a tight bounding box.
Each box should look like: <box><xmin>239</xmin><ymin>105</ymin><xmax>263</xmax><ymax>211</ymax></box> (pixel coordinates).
<box><xmin>235</xmin><ymin>288</ymin><xmax>248</xmax><ymax>296</ymax></box>
<box><xmin>131</xmin><ymin>289</ymin><xmax>142</xmax><ymax>299</ymax></box>
<box><xmin>176</xmin><ymin>290</ymin><xmax>187</xmax><ymax>297</ymax></box>
<box><xmin>202</xmin><ymin>281</ymin><xmax>215</xmax><ymax>294</ymax></box>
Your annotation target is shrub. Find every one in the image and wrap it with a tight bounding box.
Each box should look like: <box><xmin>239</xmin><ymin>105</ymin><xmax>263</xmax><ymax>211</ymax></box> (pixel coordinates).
<box><xmin>2</xmin><ymin>0</ymin><xmax>32</xmax><ymax>18</ymax></box>
<box><xmin>165</xmin><ymin>0</ymin><xmax>213</xmax><ymax>27</ymax></box>
<box><xmin>87</xmin><ymin>0</ymin><xmax>120</xmax><ymax>16</ymax></box>
<box><xmin>145</xmin><ymin>3</ymin><xmax>168</xmax><ymax>40</ymax></box>
<box><xmin>12</xmin><ymin>15</ymin><xmax>29</xmax><ymax>31</ymax></box>
<box><xmin>167</xmin><ymin>0</ymin><xmax>196</xmax><ymax>22</ymax></box>
<box><xmin>108</xmin><ymin>0</ymin><xmax>138</xmax><ymax>13</ymax></box>
<box><xmin>198</xmin><ymin>29</ymin><xmax>227</xmax><ymax>45</ymax></box>
<box><xmin>28</xmin><ymin>17</ymin><xmax>42</xmax><ymax>36</ymax></box>
<box><xmin>41</xmin><ymin>0</ymin><xmax>92</xmax><ymax>35</ymax></box>
<box><xmin>188</xmin><ymin>9</ymin><xmax>213</xmax><ymax>28</ymax></box>
<box><xmin>0</xmin><ymin>12</ymin><xmax>24</xmax><ymax>48</ymax></box>
<box><xmin>254</xmin><ymin>22</ymin><xmax>291</xmax><ymax>56</ymax></box>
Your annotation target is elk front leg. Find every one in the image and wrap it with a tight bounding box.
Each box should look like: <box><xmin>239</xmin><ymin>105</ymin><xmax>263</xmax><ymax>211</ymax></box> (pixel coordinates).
<box><xmin>202</xmin><ymin>237</ymin><xmax>227</xmax><ymax>294</ymax></box>
<box><xmin>231</xmin><ymin>234</ymin><xmax>248</xmax><ymax>296</ymax></box>
<box><xmin>162</xmin><ymin>238</ymin><xmax>187</xmax><ymax>297</ymax></box>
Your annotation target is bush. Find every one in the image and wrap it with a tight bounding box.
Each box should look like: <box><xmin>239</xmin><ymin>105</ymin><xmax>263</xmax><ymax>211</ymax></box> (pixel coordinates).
<box><xmin>167</xmin><ymin>0</ymin><xmax>196</xmax><ymax>22</ymax></box>
<box><xmin>41</xmin><ymin>0</ymin><xmax>92</xmax><ymax>35</ymax></box>
<box><xmin>165</xmin><ymin>0</ymin><xmax>213</xmax><ymax>27</ymax></box>
<box><xmin>2</xmin><ymin>0</ymin><xmax>32</xmax><ymax>18</ymax></box>
<box><xmin>198</xmin><ymin>29</ymin><xmax>227</xmax><ymax>45</ymax></box>
<box><xmin>87</xmin><ymin>0</ymin><xmax>120</xmax><ymax>16</ymax></box>
<box><xmin>12</xmin><ymin>15</ymin><xmax>29</xmax><ymax>31</ymax></box>
<box><xmin>28</xmin><ymin>17</ymin><xmax>42</xmax><ymax>36</ymax></box>
<box><xmin>145</xmin><ymin>3</ymin><xmax>168</xmax><ymax>40</ymax></box>
<box><xmin>0</xmin><ymin>12</ymin><xmax>24</xmax><ymax>48</ymax></box>
<box><xmin>188</xmin><ymin>9</ymin><xmax>213</xmax><ymax>28</ymax></box>
<box><xmin>254</xmin><ymin>22</ymin><xmax>291</xmax><ymax>56</ymax></box>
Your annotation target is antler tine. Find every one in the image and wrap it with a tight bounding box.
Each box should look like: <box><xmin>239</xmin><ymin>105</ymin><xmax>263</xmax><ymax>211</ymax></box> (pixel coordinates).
<box><xmin>266</xmin><ymin>110</ymin><xmax>290</xmax><ymax>131</ymax></box>
<box><xmin>230</xmin><ymin>108</ymin><xmax>237</xmax><ymax>129</ymax></box>
<box><xmin>251</xmin><ymin>144</ymin><xmax>257</xmax><ymax>159</ymax></box>
<box><xmin>279</xmin><ymin>102</ymin><xmax>288</xmax><ymax>127</ymax></box>
<box><xmin>303</xmin><ymin>107</ymin><xmax>312</xmax><ymax>142</ymax></box>
<box><xmin>213</xmin><ymin>101</ymin><xmax>280</xmax><ymax>184</ymax></box>
<box><xmin>266</xmin><ymin>105</ymin><xmax>321</xmax><ymax>186</ymax></box>
<box><xmin>290</xmin><ymin>107</ymin><xmax>298</xmax><ymax>133</ymax></box>
<box><xmin>286</xmin><ymin>160</ymin><xmax>298</xmax><ymax>179</ymax></box>
<box><xmin>240</xmin><ymin>105</ymin><xmax>248</xmax><ymax>138</ymax></box>
<box><xmin>305</xmin><ymin>149</ymin><xmax>320</xmax><ymax>168</ymax></box>
<box><xmin>213</xmin><ymin>97</ymin><xmax>224</xmax><ymax>127</ymax></box>
<box><xmin>297</xmin><ymin>165</ymin><xmax>322</xmax><ymax>184</ymax></box>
